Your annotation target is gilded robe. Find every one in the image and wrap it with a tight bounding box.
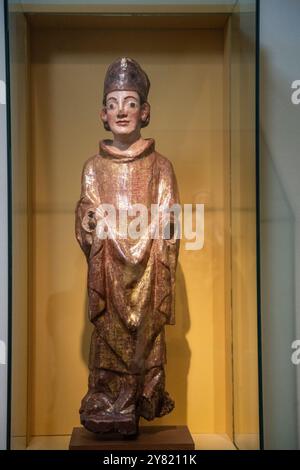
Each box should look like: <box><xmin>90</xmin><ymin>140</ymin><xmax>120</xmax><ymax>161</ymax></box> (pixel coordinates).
<box><xmin>75</xmin><ymin>138</ymin><xmax>180</xmax><ymax>378</ymax></box>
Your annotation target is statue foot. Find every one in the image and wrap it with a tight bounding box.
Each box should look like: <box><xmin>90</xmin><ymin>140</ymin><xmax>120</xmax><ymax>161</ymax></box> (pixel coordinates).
<box><xmin>81</xmin><ymin>412</ymin><xmax>139</xmax><ymax>437</ymax></box>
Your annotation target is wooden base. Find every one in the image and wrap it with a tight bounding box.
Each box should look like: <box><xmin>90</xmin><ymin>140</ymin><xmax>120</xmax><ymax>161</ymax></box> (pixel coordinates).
<box><xmin>69</xmin><ymin>426</ymin><xmax>195</xmax><ymax>450</ymax></box>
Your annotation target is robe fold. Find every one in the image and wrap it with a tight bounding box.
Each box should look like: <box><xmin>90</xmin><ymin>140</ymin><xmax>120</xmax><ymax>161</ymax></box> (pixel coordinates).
<box><xmin>75</xmin><ymin>138</ymin><xmax>180</xmax><ymax>375</ymax></box>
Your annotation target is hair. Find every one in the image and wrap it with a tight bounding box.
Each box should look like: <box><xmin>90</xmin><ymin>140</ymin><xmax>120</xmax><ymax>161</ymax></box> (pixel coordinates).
<box><xmin>101</xmin><ymin>93</ymin><xmax>150</xmax><ymax>131</ymax></box>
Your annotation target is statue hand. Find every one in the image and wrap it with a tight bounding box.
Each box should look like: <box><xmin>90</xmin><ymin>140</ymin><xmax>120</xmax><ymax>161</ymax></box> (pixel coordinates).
<box><xmin>87</xmin><ymin>210</ymin><xmax>97</xmax><ymax>230</ymax></box>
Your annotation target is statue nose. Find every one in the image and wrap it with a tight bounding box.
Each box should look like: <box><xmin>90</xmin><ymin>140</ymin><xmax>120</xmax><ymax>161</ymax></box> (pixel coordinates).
<box><xmin>117</xmin><ymin>106</ymin><xmax>127</xmax><ymax>117</ymax></box>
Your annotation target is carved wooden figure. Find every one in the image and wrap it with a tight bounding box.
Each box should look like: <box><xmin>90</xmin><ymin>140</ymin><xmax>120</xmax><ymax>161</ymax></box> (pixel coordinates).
<box><xmin>75</xmin><ymin>57</ymin><xmax>180</xmax><ymax>436</ymax></box>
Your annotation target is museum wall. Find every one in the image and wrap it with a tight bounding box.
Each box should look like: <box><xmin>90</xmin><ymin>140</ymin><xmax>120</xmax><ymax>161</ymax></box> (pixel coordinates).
<box><xmin>9</xmin><ymin>8</ymin><xmax>30</xmax><ymax>447</ymax></box>
<box><xmin>0</xmin><ymin>0</ymin><xmax>8</xmax><ymax>450</ymax></box>
<box><xmin>260</xmin><ymin>0</ymin><xmax>300</xmax><ymax>450</ymax></box>
<box><xmin>29</xmin><ymin>24</ymin><xmax>230</xmax><ymax>436</ymax></box>
<box><xmin>18</xmin><ymin>0</ymin><xmax>236</xmax><ymax>14</ymax></box>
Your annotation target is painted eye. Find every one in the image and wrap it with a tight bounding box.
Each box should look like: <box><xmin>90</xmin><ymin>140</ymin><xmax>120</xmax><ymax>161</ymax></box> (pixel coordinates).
<box><xmin>129</xmin><ymin>102</ymin><xmax>136</xmax><ymax>108</ymax></box>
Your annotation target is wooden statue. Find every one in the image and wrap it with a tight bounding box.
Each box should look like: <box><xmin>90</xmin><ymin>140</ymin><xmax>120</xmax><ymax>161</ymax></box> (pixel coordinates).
<box><xmin>75</xmin><ymin>57</ymin><xmax>180</xmax><ymax>436</ymax></box>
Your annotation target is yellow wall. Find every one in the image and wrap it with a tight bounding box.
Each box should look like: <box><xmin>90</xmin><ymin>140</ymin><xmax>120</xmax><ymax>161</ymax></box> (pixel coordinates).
<box><xmin>29</xmin><ymin>23</ymin><xmax>231</xmax><ymax>436</ymax></box>
<box><xmin>231</xmin><ymin>6</ymin><xmax>259</xmax><ymax>447</ymax></box>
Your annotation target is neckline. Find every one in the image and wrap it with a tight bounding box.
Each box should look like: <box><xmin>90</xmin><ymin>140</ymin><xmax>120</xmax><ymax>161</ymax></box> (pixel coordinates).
<box><xmin>99</xmin><ymin>138</ymin><xmax>155</xmax><ymax>163</ymax></box>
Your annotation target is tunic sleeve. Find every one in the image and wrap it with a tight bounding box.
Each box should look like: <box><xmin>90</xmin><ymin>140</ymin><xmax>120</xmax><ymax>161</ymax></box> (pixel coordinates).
<box><xmin>75</xmin><ymin>158</ymin><xmax>100</xmax><ymax>259</ymax></box>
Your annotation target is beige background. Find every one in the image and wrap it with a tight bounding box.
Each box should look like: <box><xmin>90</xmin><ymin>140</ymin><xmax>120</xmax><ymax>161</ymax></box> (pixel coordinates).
<box><xmin>230</xmin><ymin>5</ymin><xmax>259</xmax><ymax>447</ymax></box>
<box><xmin>28</xmin><ymin>22</ymin><xmax>231</xmax><ymax>437</ymax></box>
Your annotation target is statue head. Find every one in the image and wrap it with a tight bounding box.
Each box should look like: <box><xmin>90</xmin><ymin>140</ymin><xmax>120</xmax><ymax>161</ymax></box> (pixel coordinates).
<box><xmin>100</xmin><ymin>57</ymin><xmax>151</xmax><ymax>135</ymax></box>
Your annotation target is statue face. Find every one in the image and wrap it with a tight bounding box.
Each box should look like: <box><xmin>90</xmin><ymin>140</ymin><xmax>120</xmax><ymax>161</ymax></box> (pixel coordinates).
<box><xmin>101</xmin><ymin>90</ymin><xmax>148</xmax><ymax>136</ymax></box>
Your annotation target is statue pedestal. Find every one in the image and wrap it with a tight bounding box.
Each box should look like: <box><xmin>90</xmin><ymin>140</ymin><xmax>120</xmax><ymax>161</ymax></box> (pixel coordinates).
<box><xmin>69</xmin><ymin>426</ymin><xmax>195</xmax><ymax>450</ymax></box>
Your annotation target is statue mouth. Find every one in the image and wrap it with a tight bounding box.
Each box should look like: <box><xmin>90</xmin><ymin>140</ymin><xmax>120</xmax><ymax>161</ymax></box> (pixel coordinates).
<box><xmin>116</xmin><ymin>120</ymin><xmax>130</xmax><ymax>126</ymax></box>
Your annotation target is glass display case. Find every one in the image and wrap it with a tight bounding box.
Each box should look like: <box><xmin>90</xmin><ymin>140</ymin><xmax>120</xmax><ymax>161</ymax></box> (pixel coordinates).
<box><xmin>5</xmin><ymin>0</ymin><xmax>260</xmax><ymax>450</ymax></box>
